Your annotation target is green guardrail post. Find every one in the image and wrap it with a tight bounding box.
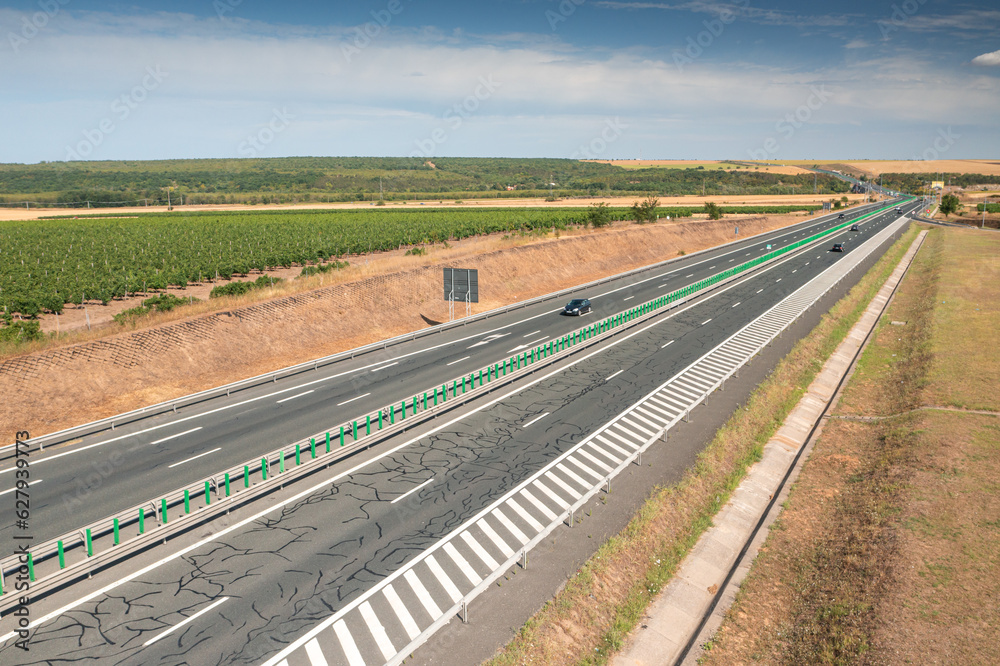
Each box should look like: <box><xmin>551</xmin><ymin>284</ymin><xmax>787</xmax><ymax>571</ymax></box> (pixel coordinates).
<box><xmin>85</xmin><ymin>528</ymin><xmax>93</xmax><ymax>557</ymax></box>
<box><xmin>423</xmin><ymin>392</ymin><xmax>428</xmax><ymax>409</ymax></box>
<box><xmin>295</xmin><ymin>443</ymin><xmax>301</xmax><ymax>466</ymax></box>
<box><xmin>443</xmin><ymin>383</ymin><xmax>448</xmax><ymax>401</ymax></box>
<box><xmin>57</xmin><ymin>541</ymin><xmax>65</xmax><ymax>569</ymax></box>
<box><xmin>379</xmin><ymin>409</ymin><xmax>384</xmax><ymax>427</ymax></box>
<box><xmin>478</xmin><ymin>369</ymin><xmax>483</xmax><ymax>385</ymax></box>
<box><xmin>326</xmin><ymin>431</ymin><xmax>331</xmax><ymax>452</ymax></box>
<box><xmin>161</xmin><ymin>498</ymin><xmax>168</xmax><ymax>524</ymax></box>
<box><xmin>340</xmin><ymin>425</ymin><xmax>346</xmax><ymax>445</ymax></box>
<box><xmin>262</xmin><ymin>458</ymin><xmax>268</xmax><ymax>481</ymax></box>
<box><xmin>205</xmin><ymin>481</ymin><xmax>211</xmax><ymax>506</ymax></box>
<box><xmin>279</xmin><ymin>450</ymin><xmax>285</xmax><ymax>473</ymax></box>
<box><xmin>139</xmin><ymin>508</ymin><xmax>145</xmax><ymax>534</ymax></box>
<box><xmin>311</xmin><ymin>437</ymin><xmax>316</xmax><ymax>459</ymax></box>
<box><xmin>462</xmin><ymin>376</ymin><xmax>467</xmax><ymax>393</ymax></box>
<box><xmin>451</xmin><ymin>380</ymin><xmax>457</xmax><ymax>396</ymax></box>
<box><xmin>389</xmin><ymin>406</ymin><xmax>395</xmax><ymax>424</ymax></box>
<box><xmin>401</xmin><ymin>401</ymin><xmax>406</xmax><ymax>419</ymax></box>
<box><xmin>353</xmin><ymin>420</ymin><xmax>359</xmax><ymax>439</ymax></box>
<box><xmin>244</xmin><ymin>465</ymin><xmax>250</xmax><ymax>487</ymax></box>
<box><xmin>225</xmin><ymin>472</ymin><xmax>231</xmax><ymax>496</ymax></box>
<box><xmin>27</xmin><ymin>553</ymin><xmax>34</xmax><ymax>582</ymax></box>
<box><xmin>113</xmin><ymin>517</ymin><xmax>120</xmax><ymax>545</ymax></box>
<box><xmin>184</xmin><ymin>489</ymin><xmax>190</xmax><ymax>514</ymax></box>
<box><xmin>366</xmin><ymin>415</ymin><xmax>372</xmax><ymax>434</ymax></box>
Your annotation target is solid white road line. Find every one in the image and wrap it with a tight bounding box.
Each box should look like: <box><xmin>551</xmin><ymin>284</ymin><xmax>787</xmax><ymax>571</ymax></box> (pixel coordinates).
<box><xmin>391</xmin><ymin>477</ymin><xmax>435</xmax><ymax>504</ymax></box>
<box><xmin>446</xmin><ymin>356</ymin><xmax>471</xmax><ymax>366</ymax></box>
<box><xmin>522</xmin><ymin>412</ymin><xmax>550</xmax><ymax>428</ymax></box>
<box><xmin>371</xmin><ymin>362</ymin><xmax>398</xmax><ymax>372</ymax></box>
<box><xmin>142</xmin><ymin>596</ymin><xmax>229</xmax><ymax>647</ymax></box>
<box><xmin>336</xmin><ymin>393</ymin><xmax>370</xmax><ymax>407</ymax></box>
<box><xmin>0</xmin><ymin>479</ymin><xmax>42</xmax><ymax>497</ymax></box>
<box><xmin>167</xmin><ymin>447</ymin><xmax>221</xmax><ymax>469</ymax></box>
<box><xmin>605</xmin><ymin>369</ymin><xmax>624</xmax><ymax>381</ymax></box>
<box><xmin>277</xmin><ymin>390</ymin><xmax>314</xmax><ymax>404</ymax></box>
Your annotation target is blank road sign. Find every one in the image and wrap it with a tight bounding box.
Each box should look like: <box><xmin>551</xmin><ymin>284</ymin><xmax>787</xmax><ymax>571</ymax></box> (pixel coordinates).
<box><xmin>444</xmin><ymin>268</ymin><xmax>479</xmax><ymax>302</ymax></box>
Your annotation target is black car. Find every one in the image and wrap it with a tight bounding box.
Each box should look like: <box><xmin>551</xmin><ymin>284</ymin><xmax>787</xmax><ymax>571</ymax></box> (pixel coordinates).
<box><xmin>831</xmin><ymin>243</ymin><xmax>844</xmax><ymax>252</ymax></box>
<box><xmin>850</xmin><ymin>224</ymin><xmax>860</xmax><ymax>231</ymax></box>
<box><xmin>838</xmin><ymin>213</ymin><xmax>845</xmax><ymax>219</ymax></box>
<box><xmin>563</xmin><ymin>298</ymin><xmax>592</xmax><ymax>315</ymax></box>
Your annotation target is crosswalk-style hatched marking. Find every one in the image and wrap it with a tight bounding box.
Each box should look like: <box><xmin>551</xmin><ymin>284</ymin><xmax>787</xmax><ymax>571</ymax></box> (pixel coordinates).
<box><xmin>554</xmin><ymin>462</ymin><xmax>590</xmax><ymax>490</ymax></box>
<box><xmin>403</xmin><ymin>569</ymin><xmax>442</xmax><ymax>619</ymax></box>
<box><xmin>566</xmin><ymin>456</ymin><xmax>603</xmax><ymax>482</ymax></box>
<box><xmin>476</xmin><ymin>519</ymin><xmax>516</xmax><ymax>558</ymax></box>
<box><xmin>507</xmin><ymin>498</ymin><xmax>546</xmax><ymax>532</ymax></box>
<box><xmin>383</xmin><ymin>584</ymin><xmax>420</xmax><ymax>641</ymax></box>
<box><xmin>425</xmin><ymin>555</ymin><xmax>463</xmax><ymax>603</ymax></box>
<box><xmin>532</xmin><ymin>478</ymin><xmax>571</xmax><ymax>510</ymax></box>
<box><xmin>460</xmin><ymin>531</ymin><xmax>501</xmax><ymax>570</ymax></box>
<box><xmin>491</xmin><ymin>508</ymin><xmax>529</xmax><ymax>545</ymax></box>
<box><xmin>546</xmin><ymin>469</ymin><xmax>584</xmax><ymax>500</ymax></box>
<box><xmin>263</xmin><ymin>217</ymin><xmax>909</xmax><ymax>666</ymax></box>
<box><xmin>443</xmin><ymin>542</ymin><xmax>482</xmax><ymax>586</ymax></box>
<box><xmin>332</xmin><ymin>622</ymin><xmax>365</xmax><ymax>666</ymax></box>
<box><xmin>305</xmin><ymin>638</ymin><xmax>330</xmax><ymax>666</ymax></box>
<box><xmin>578</xmin><ymin>448</ymin><xmax>615</xmax><ymax>472</ymax></box>
<box><xmin>520</xmin><ymin>488</ymin><xmax>560</xmax><ymax>521</ymax></box>
<box><xmin>359</xmin><ymin>602</ymin><xmax>396</xmax><ymax>661</ymax></box>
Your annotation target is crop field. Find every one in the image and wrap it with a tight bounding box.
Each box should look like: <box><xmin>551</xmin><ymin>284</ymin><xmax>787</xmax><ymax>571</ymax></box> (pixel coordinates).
<box><xmin>0</xmin><ymin>205</ymin><xmax>820</xmax><ymax>319</ymax></box>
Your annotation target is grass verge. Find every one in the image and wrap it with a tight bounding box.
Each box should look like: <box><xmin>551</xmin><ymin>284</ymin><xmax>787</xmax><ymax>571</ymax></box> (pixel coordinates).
<box><xmin>483</xmin><ymin>225</ymin><xmax>922</xmax><ymax>665</ymax></box>
<box><xmin>700</xmin><ymin>226</ymin><xmax>1000</xmax><ymax>664</ymax></box>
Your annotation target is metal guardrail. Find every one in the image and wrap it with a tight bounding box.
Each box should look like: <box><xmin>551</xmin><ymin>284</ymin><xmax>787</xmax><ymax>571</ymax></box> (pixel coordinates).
<box><xmin>0</xmin><ymin>200</ymin><xmax>906</xmax><ymax>607</ymax></box>
<box><xmin>4</xmin><ymin>201</ymin><xmax>893</xmax><ymax>457</ymax></box>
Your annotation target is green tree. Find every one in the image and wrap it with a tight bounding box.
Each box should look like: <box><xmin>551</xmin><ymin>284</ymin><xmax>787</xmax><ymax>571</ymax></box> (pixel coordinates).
<box><xmin>587</xmin><ymin>202</ymin><xmax>612</xmax><ymax>228</ymax></box>
<box><xmin>940</xmin><ymin>194</ymin><xmax>962</xmax><ymax>216</ymax></box>
<box><xmin>703</xmin><ymin>201</ymin><xmax>723</xmax><ymax>220</ymax></box>
<box><xmin>631</xmin><ymin>197</ymin><xmax>660</xmax><ymax>223</ymax></box>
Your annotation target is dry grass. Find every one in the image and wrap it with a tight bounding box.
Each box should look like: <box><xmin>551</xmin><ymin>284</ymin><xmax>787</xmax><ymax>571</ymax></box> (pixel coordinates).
<box><xmin>701</xmin><ymin>227</ymin><xmax>1000</xmax><ymax>664</ymax></box>
<box><xmin>1</xmin><ymin>214</ymin><xmax>804</xmax><ymax>445</ymax></box>
<box><xmin>483</xmin><ymin>226</ymin><xmax>922</xmax><ymax>666</ymax></box>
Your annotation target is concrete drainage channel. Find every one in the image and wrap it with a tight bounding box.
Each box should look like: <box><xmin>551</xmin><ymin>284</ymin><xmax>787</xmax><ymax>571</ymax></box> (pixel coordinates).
<box><xmin>0</xmin><ymin>202</ymin><xmax>908</xmax><ymax>610</ymax></box>
<box><xmin>613</xmin><ymin>230</ymin><xmax>928</xmax><ymax>666</ymax></box>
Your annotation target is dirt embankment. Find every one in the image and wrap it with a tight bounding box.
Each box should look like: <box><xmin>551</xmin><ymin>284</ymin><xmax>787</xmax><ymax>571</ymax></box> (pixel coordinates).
<box><xmin>1</xmin><ymin>214</ymin><xmax>801</xmax><ymax>444</ymax></box>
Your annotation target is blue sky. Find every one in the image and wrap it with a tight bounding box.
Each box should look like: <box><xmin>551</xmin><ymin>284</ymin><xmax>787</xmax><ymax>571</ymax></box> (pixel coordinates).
<box><xmin>1</xmin><ymin>0</ymin><xmax>998</xmax><ymax>163</ymax></box>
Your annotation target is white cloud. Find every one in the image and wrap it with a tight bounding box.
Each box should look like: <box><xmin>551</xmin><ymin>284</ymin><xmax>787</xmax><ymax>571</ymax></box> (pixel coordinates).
<box><xmin>2</xmin><ymin>9</ymin><xmax>1000</xmax><ymax>161</ymax></box>
<box><xmin>971</xmin><ymin>49</ymin><xmax>1000</xmax><ymax>66</ymax></box>
<box><xmin>844</xmin><ymin>39</ymin><xmax>869</xmax><ymax>49</ymax></box>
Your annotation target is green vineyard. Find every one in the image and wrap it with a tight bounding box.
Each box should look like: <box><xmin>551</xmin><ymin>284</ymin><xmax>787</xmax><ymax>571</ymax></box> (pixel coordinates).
<box><xmin>0</xmin><ymin>205</ymin><xmax>816</xmax><ymax>318</ymax></box>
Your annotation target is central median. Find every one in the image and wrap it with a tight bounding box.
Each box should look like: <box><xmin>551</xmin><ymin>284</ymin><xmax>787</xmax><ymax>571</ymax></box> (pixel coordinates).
<box><xmin>0</xmin><ymin>200</ymin><xmax>908</xmax><ymax>607</ymax></box>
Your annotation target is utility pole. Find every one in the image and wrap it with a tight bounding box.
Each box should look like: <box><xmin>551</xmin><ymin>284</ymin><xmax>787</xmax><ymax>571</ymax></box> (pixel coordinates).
<box><xmin>984</xmin><ymin>197</ymin><xmax>989</xmax><ymax>229</ymax></box>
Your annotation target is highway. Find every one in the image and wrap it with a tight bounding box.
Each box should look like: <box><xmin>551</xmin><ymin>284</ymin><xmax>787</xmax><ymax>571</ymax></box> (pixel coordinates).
<box><xmin>0</xmin><ymin>199</ymin><xmax>919</xmax><ymax>664</ymax></box>
<box><xmin>0</xmin><ymin>200</ymin><xmax>895</xmax><ymax>556</ymax></box>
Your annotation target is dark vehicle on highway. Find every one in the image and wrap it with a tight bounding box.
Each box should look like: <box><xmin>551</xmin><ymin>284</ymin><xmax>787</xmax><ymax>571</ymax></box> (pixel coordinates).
<box><xmin>563</xmin><ymin>298</ymin><xmax>592</xmax><ymax>315</ymax></box>
<box><xmin>850</xmin><ymin>224</ymin><xmax>860</xmax><ymax>231</ymax></box>
<box><xmin>838</xmin><ymin>213</ymin><xmax>845</xmax><ymax>219</ymax></box>
<box><xmin>831</xmin><ymin>243</ymin><xmax>844</xmax><ymax>252</ymax></box>
<box><xmin>896</xmin><ymin>207</ymin><xmax>903</xmax><ymax>214</ymax></box>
